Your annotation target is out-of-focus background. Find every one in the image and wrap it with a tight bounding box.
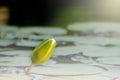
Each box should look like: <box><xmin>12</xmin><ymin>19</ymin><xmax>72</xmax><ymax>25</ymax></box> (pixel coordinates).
<box><xmin>1</xmin><ymin>1</ymin><xmax>120</xmax><ymax>80</ymax></box>
<box><xmin>1</xmin><ymin>0</ymin><xmax>120</xmax><ymax>26</ymax></box>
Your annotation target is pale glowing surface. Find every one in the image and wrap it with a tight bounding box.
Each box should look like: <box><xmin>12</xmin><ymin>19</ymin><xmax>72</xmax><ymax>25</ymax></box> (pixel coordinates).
<box><xmin>17</xmin><ymin>27</ymin><xmax>67</xmax><ymax>35</ymax></box>
<box><xmin>30</xmin><ymin>64</ymin><xmax>104</xmax><ymax>75</ymax></box>
<box><xmin>68</xmin><ymin>22</ymin><xmax>120</xmax><ymax>33</ymax></box>
<box><xmin>54</xmin><ymin>45</ymin><xmax>120</xmax><ymax>57</ymax></box>
<box><xmin>53</xmin><ymin>46</ymin><xmax>83</xmax><ymax>56</ymax></box>
<box><xmin>0</xmin><ymin>40</ymin><xmax>15</xmax><ymax>46</ymax></box>
<box><xmin>68</xmin><ymin>22</ymin><xmax>96</xmax><ymax>31</ymax></box>
<box><xmin>16</xmin><ymin>40</ymin><xmax>41</xmax><ymax>47</ymax></box>
<box><xmin>0</xmin><ymin>74</ymin><xmax>31</xmax><ymax>80</ymax></box>
<box><xmin>83</xmin><ymin>47</ymin><xmax>120</xmax><ymax>57</ymax></box>
<box><xmin>0</xmin><ymin>50</ymin><xmax>32</xmax><ymax>56</ymax></box>
<box><xmin>0</xmin><ymin>26</ymin><xmax>18</xmax><ymax>32</ymax></box>
<box><xmin>0</xmin><ymin>57</ymin><xmax>31</xmax><ymax>66</ymax></box>
<box><xmin>42</xmin><ymin>76</ymin><xmax>112</xmax><ymax>80</ymax></box>
<box><xmin>55</xmin><ymin>36</ymin><xmax>120</xmax><ymax>45</ymax></box>
<box><xmin>97</xmin><ymin>57</ymin><xmax>120</xmax><ymax>65</ymax></box>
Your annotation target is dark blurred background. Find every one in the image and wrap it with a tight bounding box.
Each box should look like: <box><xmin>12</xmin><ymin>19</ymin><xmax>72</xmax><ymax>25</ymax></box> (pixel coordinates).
<box><xmin>0</xmin><ymin>0</ymin><xmax>79</xmax><ymax>26</ymax></box>
<box><xmin>1</xmin><ymin>0</ymin><xmax>120</xmax><ymax>26</ymax></box>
